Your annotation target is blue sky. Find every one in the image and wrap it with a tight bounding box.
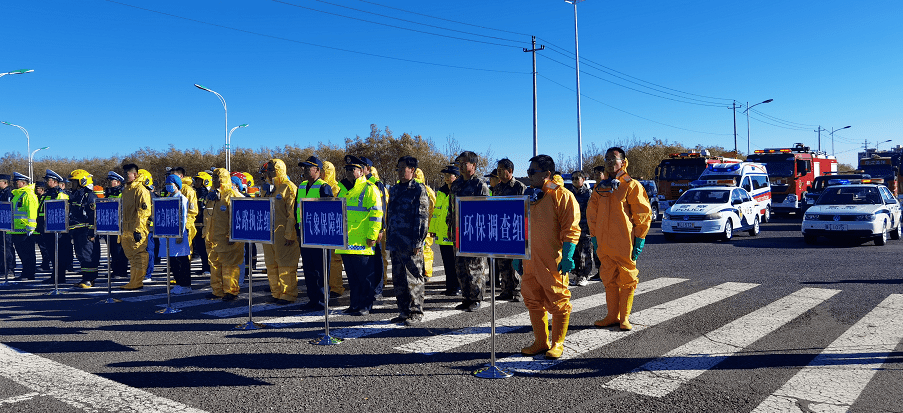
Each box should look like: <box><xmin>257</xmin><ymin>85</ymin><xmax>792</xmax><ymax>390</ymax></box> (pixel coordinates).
<box><xmin>2</xmin><ymin>0</ymin><xmax>900</xmax><ymax>173</ymax></box>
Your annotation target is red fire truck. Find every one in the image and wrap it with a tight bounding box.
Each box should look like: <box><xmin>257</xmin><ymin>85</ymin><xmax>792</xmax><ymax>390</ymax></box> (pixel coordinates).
<box><xmin>654</xmin><ymin>150</ymin><xmax>742</xmax><ymax>211</ymax></box>
<box><xmin>746</xmin><ymin>143</ymin><xmax>837</xmax><ymax>215</ymax></box>
<box><xmin>858</xmin><ymin>154</ymin><xmax>902</xmax><ymax>197</ymax></box>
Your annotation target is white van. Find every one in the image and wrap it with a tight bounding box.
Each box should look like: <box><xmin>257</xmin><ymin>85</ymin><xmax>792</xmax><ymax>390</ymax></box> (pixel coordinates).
<box><xmin>690</xmin><ymin>162</ymin><xmax>773</xmax><ymax>222</ymax></box>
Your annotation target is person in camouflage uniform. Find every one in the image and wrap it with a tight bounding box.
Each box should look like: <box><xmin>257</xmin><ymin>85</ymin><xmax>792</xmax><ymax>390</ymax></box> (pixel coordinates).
<box><xmin>386</xmin><ymin>156</ymin><xmax>431</xmax><ymax>325</ymax></box>
<box><xmin>446</xmin><ymin>151</ymin><xmax>490</xmax><ymax>312</ymax></box>
<box><xmin>567</xmin><ymin>170</ymin><xmax>594</xmax><ymax>286</ymax></box>
<box><xmin>491</xmin><ymin>158</ymin><xmax>528</xmax><ymax>301</ymax></box>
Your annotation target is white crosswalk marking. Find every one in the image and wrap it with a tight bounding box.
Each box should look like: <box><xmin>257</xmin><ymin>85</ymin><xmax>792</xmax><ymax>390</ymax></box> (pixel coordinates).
<box><xmin>331</xmin><ymin>301</ymin><xmax>466</xmax><ymax>339</ymax></box>
<box><xmin>0</xmin><ymin>343</ymin><xmax>208</xmax><ymax>412</ymax></box>
<box><xmin>395</xmin><ymin>277</ymin><xmax>688</xmax><ymax>354</ymax></box>
<box><xmin>605</xmin><ymin>287</ymin><xmax>841</xmax><ymax>397</ymax></box>
<box><xmin>494</xmin><ymin>282</ymin><xmax>759</xmax><ymax>374</ymax></box>
<box><xmin>751</xmin><ymin>294</ymin><xmax>903</xmax><ymax>413</ymax></box>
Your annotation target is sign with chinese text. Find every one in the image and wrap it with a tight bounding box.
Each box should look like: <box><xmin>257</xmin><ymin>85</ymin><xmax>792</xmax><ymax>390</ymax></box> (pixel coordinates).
<box><xmin>95</xmin><ymin>199</ymin><xmax>121</xmax><ymax>235</ymax></box>
<box><xmin>44</xmin><ymin>200</ymin><xmax>68</xmax><ymax>233</ymax></box>
<box><xmin>299</xmin><ymin>198</ymin><xmax>347</xmax><ymax>249</ymax></box>
<box><xmin>230</xmin><ymin>198</ymin><xmax>274</xmax><ymax>244</ymax></box>
<box><xmin>455</xmin><ymin>196</ymin><xmax>530</xmax><ymax>259</ymax></box>
<box><xmin>0</xmin><ymin>202</ymin><xmax>11</xmax><ymax>232</ymax></box>
<box><xmin>153</xmin><ymin>198</ymin><xmax>183</xmax><ymax>238</ymax></box>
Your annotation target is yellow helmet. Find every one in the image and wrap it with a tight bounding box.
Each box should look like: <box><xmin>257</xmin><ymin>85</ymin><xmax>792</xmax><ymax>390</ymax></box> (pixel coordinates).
<box><xmin>138</xmin><ymin>169</ymin><xmax>153</xmax><ymax>188</ymax></box>
<box><xmin>241</xmin><ymin>172</ymin><xmax>254</xmax><ymax>188</ymax></box>
<box><xmin>194</xmin><ymin>171</ymin><xmax>212</xmax><ymax>188</ymax></box>
<box><xmin>68</xmin><ymin>169</ymin><xmax>93</xmax><ymax>187</ymax></box>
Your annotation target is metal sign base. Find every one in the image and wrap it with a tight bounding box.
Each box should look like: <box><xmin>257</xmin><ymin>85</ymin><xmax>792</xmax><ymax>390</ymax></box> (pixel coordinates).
<box><xmin>311</xmin><ymin>248</ymin><xmax>341</xmax><ymax>346</ymax></box>
<box><xmin>44</xmin><ymin>289</ymin><xmax>65</xmax><ymax>296</ymax></box>
<box><xmin>234</xmin><ymin>321</ymin><xmax>266</xmax><ymax>330</ymax></box>
<box><xmin>98</xmin><ymin>235</ymin><xmax>120</xmax><ymax>304</ymax></box>
<box><xmin>311</xmin><ymin>334</ymin><xmax>343</xmax><ymax>346</ymax></box>
<box><xmin>156</xmin><ymin>307</ymin><xmax>182</xmax><ymax>314</ymax></box>
<box><xmin>474</xmin><ymin>365</ymin><xmax>513</xmax><ymax>379</ymax></box>
<box><xmin>98</xmin><ymin>297</ymin><xmax>122</xmax><ymax>304</ymax></box>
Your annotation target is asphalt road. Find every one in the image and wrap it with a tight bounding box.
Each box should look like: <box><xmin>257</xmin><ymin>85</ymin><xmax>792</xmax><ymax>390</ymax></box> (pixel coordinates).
<box><xmin>1</xmin><ymin>216</ymin><xmax>902</xmax><ymax>413</ymax></box>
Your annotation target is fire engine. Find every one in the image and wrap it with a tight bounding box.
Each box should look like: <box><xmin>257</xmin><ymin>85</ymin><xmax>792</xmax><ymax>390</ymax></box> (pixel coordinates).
<box><xmin>746</xmin><ymin>143</ymin><xmax>837</xmax><ymax>215</ymax></box>
<box><xmin>654</xmin><ymin>150</ymin><xmax>742</xmax><ymax>211</ymax></box>
<box><xmin>858</xmin><ymin>154</ymin><xmax>902</xmax><ymax>197</ymax></box>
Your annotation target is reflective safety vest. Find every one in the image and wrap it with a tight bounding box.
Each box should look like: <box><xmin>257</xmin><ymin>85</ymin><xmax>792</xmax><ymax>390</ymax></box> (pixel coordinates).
<box><xmin>335</xmin><ymin>177</ymin><xmax>382</xmax><ymax>255</ymax></box>
<box><xmin>429</xmin><ymin>189</ymin><xmax>453</xmax><ymax>245</ymax></box>
<box><xmin>11</xmin><ymin>184</ymin><xmax>38</xmax><ymax>234</ymax></box>
<box><xmin>295</xmin><ymin>178</ymin><xmax>326</xmax><ymax>221</ymax></box>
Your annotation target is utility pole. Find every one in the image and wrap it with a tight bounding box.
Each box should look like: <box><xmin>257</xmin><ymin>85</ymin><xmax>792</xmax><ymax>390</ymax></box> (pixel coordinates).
<box><xmin>523</xmin><ymin>36</ymin><xmax>544</xmax><ymax>158</ymax></box>
<box><xmin>815</xmin><ymin>126</ymin><xmax>826</xmax><ymax>152</ymax></box>
<box><xmin>731</xmin><ymin>100</ymin><xmax>740</xmax><ymax>153</ymax></box>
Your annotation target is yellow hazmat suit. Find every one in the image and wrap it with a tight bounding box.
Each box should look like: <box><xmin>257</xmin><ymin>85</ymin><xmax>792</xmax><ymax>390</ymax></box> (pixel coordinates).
<box><xmin>205</xmin><ymin>168</ymin><xmax>245</xmax><ymax>297</ymax></box>
<box><xmin>181</xmin><ymin>176</ymin><xmax>198</xmax><ymax>249</ymax></box>
<box><xmin>120</xmin><ymin>176</ymin><xmax>152</xmax><ymax>289</ymax></box>
<box><xmin>587</xmin><ymin>158</ymin><xmax>651</xmax><ymax>330</ymax></box>
<box><xmin>414</xmin><ymin>168</ymin><xmax>436</xmax><ymax>277</ymax></box>
<box><xmin>521</xmin><ymin>179</ymin><xmax>581</xmax><ymax>358</ymax></box>
<box><xmin>262</xmin><ymin>159</ymin><xmax>301</xmax><ymax>301</ymax></box>
<box><xmin>370</xmin><ymin>166</ymin><xmax>390</xmax><ymax>286</ymax></box>
<box><xmin>323</xmin><ymin>161</ymin><xmax>346</xmax><ymax>296</ymax></box>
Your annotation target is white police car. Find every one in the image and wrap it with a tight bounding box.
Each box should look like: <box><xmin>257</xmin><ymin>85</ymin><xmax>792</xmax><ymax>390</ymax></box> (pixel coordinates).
<box><xmin>662</xmin><ymin>186</ymin><xmax>761</xmax><ymax>241</ymax></box>
<box><xmin>802</xmin><ymin>181</ymin><xmax>902</xmax><ymax>246</ymax></box>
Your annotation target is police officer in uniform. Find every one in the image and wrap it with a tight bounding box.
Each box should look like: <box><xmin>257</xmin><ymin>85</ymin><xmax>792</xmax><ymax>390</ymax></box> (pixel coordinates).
<box><xmin>39</xmin><ymin>169</ymin><xmax>71</xmax><ymax>284</ymax></box>
<box><xmin>10</xmin><ymin>173</ymin><xmax>38</xmax><ymax>281</ymax></box>
<box><xmin>0</xmin><ymin>174</ymin><xmax>15</xmax><ymax>277</ymax></box>
<box><xmin>295</xmin><ymin>156</ymin><xmax>333</xmax><ymax>309</ymax></box>
<box><xmin>429</xmin><ymin>165</ymin><xmax>461</xmax><ymax>296</ymax></box>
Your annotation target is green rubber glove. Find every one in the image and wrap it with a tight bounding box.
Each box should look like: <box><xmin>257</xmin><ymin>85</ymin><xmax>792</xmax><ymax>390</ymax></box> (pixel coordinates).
<box><xmin>591</xmin><ymin>236</ymin><xmax>598</xmax><ymax>251</ymax></box>
<box><xmin>631</xmin><ymin>237</ymin><xmax>645</xmax><ymax>261</ymax></box>
<box><xmin>558</xmin><ymin>242</ymin><xmax>577</xmax><ymax>274</ymax></box>
<box><xmin>512</xmin><ymin>259</ymin><xmax>522</xmax><ymax>273</ymax></box>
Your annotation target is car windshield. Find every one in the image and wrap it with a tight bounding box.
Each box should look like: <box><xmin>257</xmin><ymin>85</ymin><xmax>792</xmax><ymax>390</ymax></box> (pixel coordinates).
<box><xmin>677</xmin><ymin>189</ymin><xmax>729</xmax><ymax>204</ymax></box>
<box><xmin>658</xmin><ymin>162</ymin><xmax>707</xmax><ymax>180</ymax></box>
<box><xmin>816</xmin><ymin>187</ymin><xmax>882</xmax><ymax>205</ymax></box>
<box><xmin>747</xmin><ymin>155</ymin><xmax>794</xmax><ymax>177</ymax></box>
<box><xmin>812</xmin><ymin>177</ymin><xmax>864</xmax><ymax>191</ymax></box>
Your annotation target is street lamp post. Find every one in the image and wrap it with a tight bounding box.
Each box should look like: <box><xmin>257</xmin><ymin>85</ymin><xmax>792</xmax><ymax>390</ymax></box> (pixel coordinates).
<box><xmin>29</xmin><ymin>147</ymin><xmax>50</xmax><ymax>179</ymax></box>
<box><xmin>829</xmin><ymin>125</ymin><xmax>851</xmax><ymax>156</ymax></box>
<box><xmin>1</xmin><ymin>121</ymin><xmax>31</xmax><ymax>180</ymax></box>
<box><xmin>194</xmin><ymin>84</ymin><xmax>229</xmax><ymax>171</ymax></box>
<box><xmin>0</xmin><ymin>69</ymin><xmax>34</xmax><ymax>79</ymax></box>
<box><xmin>565</xmin><ymin>0</ymin><xmax>585</xmax><ymax>170</ymax></box>
<box><xmin>742</xmin><ymin>99</ymin><xmax>773</xmax><ymax>155</ymax></box>
<box><xmin>876</xmin><ymin>139</ymin><xmax>892</xmax><ymax>152</ymax></box>
<box><xmin>228</xmin><ymin>124</ymin><xmax>250</xmax><ymax>160</ymax></box>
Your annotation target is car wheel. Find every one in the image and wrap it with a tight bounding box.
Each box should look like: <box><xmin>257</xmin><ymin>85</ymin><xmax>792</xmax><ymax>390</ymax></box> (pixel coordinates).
<box><xmin>721</xmin><ymin>220</ymin><xmax>733</xmax><ymax>241</ymax></box>
<box><xmin>804</xmin><ymin>234</ymin><xmax>817</xmax><ymax>245</ymax></box>
<box><xmin>748</xmin><ymin>216</ymin><xmax>760</xmax><ymax>236</ymax></box>
<box><xmin>875</xmin><ymin>220</ymin><xmax>888</xmax><ymax>246</ymax></box>
<box><xmin>762</xmin><ymin>206</ymin><xmax>771</xmax><ymax>223</ymax></box>
<box><xmin>891</xmin><ymin>218</ymin><xmax>901</xmax><ymax>240</ymax></box>
<box><xmin>650</xmin><ymin>204</ymin><xmax>659</xmax><ymax>222</ymax></box>
<box><xmin>663</xmin><ymin>232</ymin><xmax>676</xmax><ymax>242</ymax></box>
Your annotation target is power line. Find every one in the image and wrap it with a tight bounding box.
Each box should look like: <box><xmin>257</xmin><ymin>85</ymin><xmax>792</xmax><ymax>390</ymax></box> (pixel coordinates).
<box><xmin>102</xmin><ymin>0</ymin><xmax>529</xmax><ymax>74</ymax></box>
<box><xmin>271</xmin><ymin>0</ymin><xmax>524</xmax><ymax>49</ymax></box>
<box><xmin>750</xmin><ymin>108</ymin><xmax>818</xmax><ymax>128</ymax></box>
<box><xmin>538</xmin><ymin>54</ymin><xmax>729</xmax><ymax>108</ymax></box>
<box><xmin>747</xmin><ymin>113</ymin><xmax>812</xmax><ymax>131</ymax></box>
<box><xmin>538</xmin><ymin>74</ymin><xmax>732</xmax><ymax>136</ymax></box>
<box><xmin>354</xmin><ymin>0</ymin><xmax>532</xmax><ymax>37</ymax></box>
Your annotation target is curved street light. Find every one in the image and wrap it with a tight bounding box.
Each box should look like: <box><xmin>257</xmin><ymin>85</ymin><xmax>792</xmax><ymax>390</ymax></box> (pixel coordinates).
<box><xmin>228</xmin><ymin>124</ymin><xmax>250</xmax><ymax>159</ymax></box>
<box><xmin>1</xmin><ymin>121</ymin><xmax>31</xmax><ymax>180</ymax></box>
<box><xmin>828</xmin><ymin>125</ymin><xmax>851</xmax><ymax>156</ymax></box>
<box><xmin>0</xmin><ymin>69</ymin><xmax>34</xmax><ymax>78</ymax></box>
<box><xmin>29</xmin><ymin>147</ymin><xmax>50</xmax><ymax>180</ymax></box>
<box><xmin>876</xmin><ymin>139</ymin><xmax>892</xmax><ymax>152</ymax></box>
<box><xmin>194</xmin><ymin>84</ymin><xmax>229</xmax><ymax>170</ymax></box>
<box><xmin>742</xmin><ymin>99</ymin><xmax>773</xmax><ymax>155</ymax></box>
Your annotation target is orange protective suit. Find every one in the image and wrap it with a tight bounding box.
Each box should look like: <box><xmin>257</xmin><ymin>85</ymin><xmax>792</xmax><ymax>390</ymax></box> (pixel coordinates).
<box><xmin>262</xmin><ymin>159</ymin><xmax>301</xmax><ymax>301</ymax></box>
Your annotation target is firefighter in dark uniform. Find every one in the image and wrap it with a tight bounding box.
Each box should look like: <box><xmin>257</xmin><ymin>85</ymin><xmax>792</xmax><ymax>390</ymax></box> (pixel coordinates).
<box><xmin>68</xmin><ymin>170</ymin><xmax>100</xmax><ymax>288</ymax></box>
<box><xmin>104</xmin><ymin>171</ymin><xmax>128</xmax><ymax>278</ymax></box>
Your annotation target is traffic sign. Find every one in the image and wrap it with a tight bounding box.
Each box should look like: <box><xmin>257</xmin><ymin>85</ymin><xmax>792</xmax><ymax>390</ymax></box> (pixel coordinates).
<box><xmin>455</xmin><ymin>196</ymin><xmax>530</xmax><ymax>259</ymax></box>
<box><xmin>44</xmin><ymin>200</ymin><xmax>68</xmax><ymax>233</ymax></box>
<box><xmin>153</xmin><ymin>198</ymin><xmax>183</xmax><ymax>238</ymax></box>
<box><xmin>0</xmin><ymin>202</ymin><xmax>11</xmax><ymax>232</ymax></box>
<box><xmin>95</xmin><ymin>199</ymin><xmax>121</xmax><ymax>235</ymax></box>
<box><xmin>230</xmin><ymin>198</ymin><xmax>274</xmax><ymax>244</ymax></box>
<box><xmin>299</xmin><ymin>198</ymin><xmax>347</xmax><ymax>249</ymax></box>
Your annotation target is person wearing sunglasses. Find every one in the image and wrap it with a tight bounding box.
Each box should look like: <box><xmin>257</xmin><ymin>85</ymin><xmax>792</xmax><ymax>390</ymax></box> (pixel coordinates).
<box><xmin>587</xmin><ymin>147</ymin><xmax>652</xmax><ymax>331</ymax></box>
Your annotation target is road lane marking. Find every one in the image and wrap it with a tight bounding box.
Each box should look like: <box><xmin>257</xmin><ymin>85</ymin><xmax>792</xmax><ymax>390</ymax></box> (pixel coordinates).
<box><xmin>751</xmin><ymin>293</ymin><xmax>903</xmax><ymax>413</ymax></box>
<box><xmin>605</xmin><ymin>287</ymin><xmax>841</xmax><ymax>397</ymax></box>
<box><xmin>0</xmin><ymin>392</ymin><xmax>39</xmax><ymax>405</ymax></box>
<box><xmin>0</xmin><ymin>343</ymin><xmax>208</xmax><ymax>413</ymax></box>
<box><xmin>494</xmin><ymin>282</ymin><xmax>759</xmax><ymax>374</ymax></box>
<box><xmin>395</xmin><ymin>277</ymin><xmax>688</xmax><ymax>355</ymax></box>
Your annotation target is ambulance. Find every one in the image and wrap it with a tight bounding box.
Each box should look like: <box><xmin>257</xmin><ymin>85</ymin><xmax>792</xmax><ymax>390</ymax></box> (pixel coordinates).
<box><xmin>690</xmin><ymin>162</ymin><xmax>773</xmax><ymax>222</ymax></box>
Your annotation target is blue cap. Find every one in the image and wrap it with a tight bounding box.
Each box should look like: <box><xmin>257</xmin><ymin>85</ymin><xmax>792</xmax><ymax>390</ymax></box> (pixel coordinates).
<box><xmin>44</xmin><ymin>169</ymin><xmax>63</xmax><ymax>182</ymax></box>
<box><xmin>165</xmin><ymin>174</ymin><xmax>182</xmax><ymax>190</ymax></box>
<box><xmin>440</xmin><ymin>164</ymin><xmax>460</xmax><ymax>176</ymax></box>
<box><xmin>107</xmin><ymin>171</ymin><xmax>124</xmax><ymax>182</ymax></box>
<box><xmin>12</xmin><ymin>172</ymin><xmax>30</xmax><ymax>182</ymax></box>
<box><xmin>360</xmin><ymin>156</ymin><xmax>374</xmax><ymax>167</ymax></box>
<box><xmin>0</xmin><ymin>174</ymin><xmax>10</xmax><ymax>181</ymax></box>
<box><xmin>35</xmin><ymin>181</ymin><xmax>46</xmax><ymax>188</ymax></box>
<box><xmin>298</xmin><ymin>156</ymin><xmax>324</xmax><ymax>170</ymax></box>
<box><xmin>344</xmin><ymin>155</ymin><xmax>365</xmax><ymax>169</ymax></box>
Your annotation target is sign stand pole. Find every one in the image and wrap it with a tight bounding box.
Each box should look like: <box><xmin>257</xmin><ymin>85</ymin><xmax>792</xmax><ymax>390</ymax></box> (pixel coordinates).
<box><xmin>157</xmin><ymin>241</ymin><xmax>180</xmax><ymax>314</ymax></box>
<box><xmin>474</xmin><ymin>257</ymin><xmax>512</xmax><ymax>379</ymax></box>
<box><xmin>98</xmin><ymin>234</ymin><xmax>121</xmax><ymax>304</ymax></box>
<box><xmin>0</xmin><ymin>234</ymin><xmax>9</xmax><ymax>287</ymax></box>
<box><xmin>312</xmin><ymin>247</ymin><xmax>342</xmax><ymax>345</ymax></box>
<box><xmin>235</xmin><ymin>246</ymin><xmax>265</xmax><ymax>330</ymax></box>
<box><xmin>45</xmin><ymin>233</ymin><xmax>64</xmax><ymax>296</ymax></box>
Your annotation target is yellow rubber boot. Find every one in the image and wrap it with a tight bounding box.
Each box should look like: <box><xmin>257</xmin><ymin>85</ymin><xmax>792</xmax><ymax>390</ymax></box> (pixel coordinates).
<box><xmin>521</xmin><ymin>311</ymin><xmax>551</xmax><ymax>356</ymax></box>
<box><xmin>545</xmin><ymin>313</ymin><xmax>570</xmax><ymax>360</ymax></box>
<box><xmin>278</xmin><ymin>267</ymin><xmax>298</xmax><ymax>302</ymax></box>
<box><xmin>266</xmin><ymin>264</ymin><xmax>281</xmax><ymax>300</ymax></box>
<box><xmin>594</xmin><ymin>287</ymin><xmax>620</xmax><ymax>327</ymax></box>
<box><xmin>619</xmin><ymin>287</ymin><xmax>636</xmax><ymax>331</ymax></box>
<box><xmin>120</xmin><ymin>252</ymin><xmax>147</xmax><ymax>290</ymax></box>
